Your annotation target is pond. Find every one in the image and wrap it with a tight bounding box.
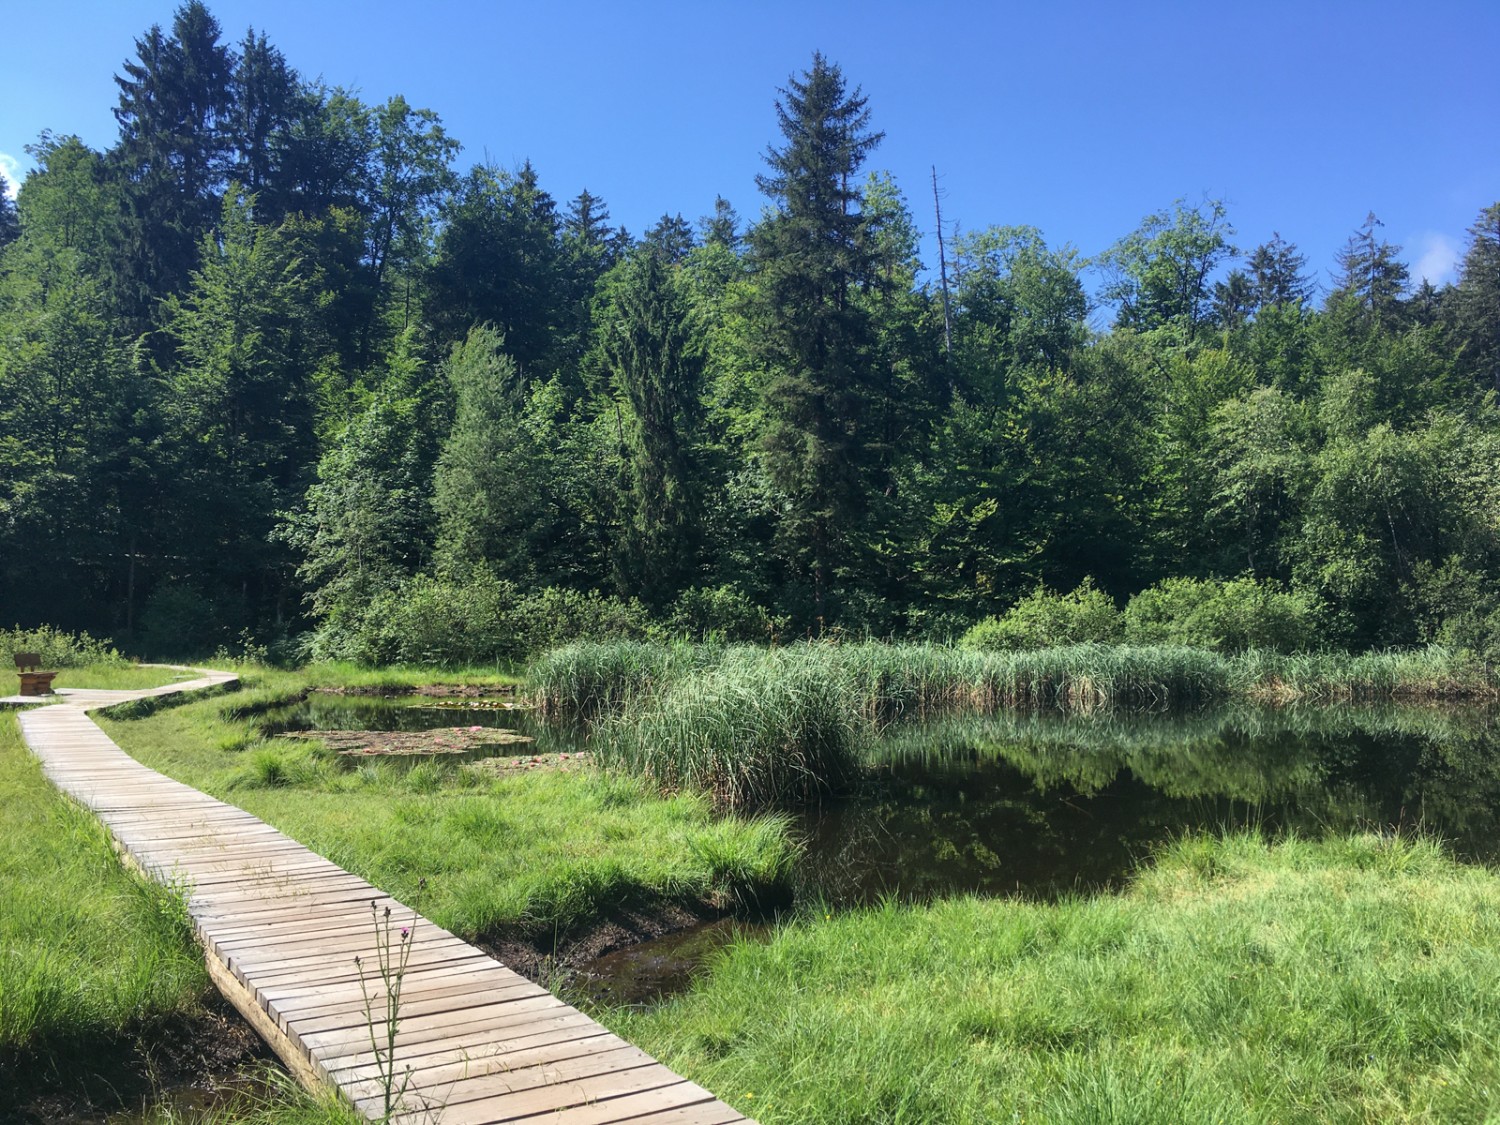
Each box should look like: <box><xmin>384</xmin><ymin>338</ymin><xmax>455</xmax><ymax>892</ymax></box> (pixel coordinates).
<box><xmin>579</xmin><ymin>703</ymin><xmax>1500</xmax><ymax>1004</ymax></box>
<box><xmin>262</xmin><ymin>697</ymin><xmax>1500</xmax><ymax>1005</ymax></box>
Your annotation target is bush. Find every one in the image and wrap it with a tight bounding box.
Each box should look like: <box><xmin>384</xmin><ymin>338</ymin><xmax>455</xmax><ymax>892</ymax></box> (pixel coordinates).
<box><xmin>666</xmin><ymin>584</ymin><xmax>786</xmax><ymax>643</ymax></box>
<box><xmin>321</xmin><ymin>573</ymin><xmax>656</xmax><ymax>666</ymax></box>
<box><xmin>0</xmin><ymin>624</ymin><xmax>123</xmax><ymax>667</ymax></box>
<box><xmin>1124</xmin><ymin>577</ymin><xmax>1316</xmax><ymax>653</ymax></box>
<box><xmin>1408</xmin><ymin>558</ymin><xmax>1500</xmax><ymax>662</ymax></box>
<box><xmin>960</xmin><ymin>579</ymin><xmax>1123</xmax><ymax>650</ymax></box>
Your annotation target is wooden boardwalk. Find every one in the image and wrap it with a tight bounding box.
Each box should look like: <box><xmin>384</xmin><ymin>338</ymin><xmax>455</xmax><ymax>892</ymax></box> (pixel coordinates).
<box><xmin>15</xmin><ymin>673</ymin><xmax>751</xmax><ymax>1124</ymax></box>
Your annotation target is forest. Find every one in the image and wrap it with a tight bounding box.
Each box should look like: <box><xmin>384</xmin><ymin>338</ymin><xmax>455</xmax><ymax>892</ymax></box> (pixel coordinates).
<box><xmin>3</xmin><ymin>1</ymin><xmax>1499</xmax><ymax>663</ymax></box>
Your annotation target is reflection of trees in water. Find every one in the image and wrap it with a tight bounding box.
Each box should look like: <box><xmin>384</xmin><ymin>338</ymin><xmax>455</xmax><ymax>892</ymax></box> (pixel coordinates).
<box><xmin>805</xmin><ymin>705</ymin><xmax>1500</xmax><ymax>906</ymax></box>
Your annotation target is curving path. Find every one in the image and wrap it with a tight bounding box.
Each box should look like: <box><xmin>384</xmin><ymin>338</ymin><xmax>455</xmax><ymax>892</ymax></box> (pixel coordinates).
<box><xmin>13</xmin><ymin>670</ymin><xmax>750</xmax><ymax>1124</ymax></box>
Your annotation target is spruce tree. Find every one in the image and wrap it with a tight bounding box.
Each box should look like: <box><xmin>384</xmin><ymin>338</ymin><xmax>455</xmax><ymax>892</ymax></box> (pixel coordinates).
<box><xmin>747</xmin><ymin>52</ymin><xmax>884</xmax><ymax>622</ymax></box>
<box><xmin>111</xmin><ymin>2</ymin><xmax>234</xmax><ymax>320</ymax></box>
<box><xmin>0</xmin><ymin>174</ymin><xmax>19</xmax><ymax>249</ymax></box>
<box><xmin>1247</xmin><ymin>233</ymin><xmax>1313</xmax><ymax>311</ymax></box>
<box><xmin>1454</xmin><ymin>202</ymin><xmax>1500</xmax><ymax>391</ymax></box>
<box><xmin>1329</xmin><ymin>212</ymin><xmax>1409</xmax><ymax>325</ymax></box>
<box><xmin>595</xmin><ymin>246</ymin><xmax>705</xmax><ymax>605</ymax></box>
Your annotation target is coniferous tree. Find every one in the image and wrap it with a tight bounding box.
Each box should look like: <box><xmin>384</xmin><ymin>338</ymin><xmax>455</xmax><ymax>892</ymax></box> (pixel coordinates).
<box><xmin>1212</xmin><ymin>270</ymin><xmax>1255</xmax><ymax>330</ymax></box>
<box><xmin>1328</xmin><ymin>212</ymin><xmax>1409</xmax><ymax>324</ymax></box>
<box><xmin>1453</xmin><ymin>202</ymin><xmax>1500</xmax><ymax>391</ymax></box>
<box><xmin>224</xmin><ymin>28</ymin><xmax>300</xmax><ymax>205</ymax></box>
<box><xmin>0</xmin><ymin>174</ymin><xmax>18</xmax><ymax>249</ymax></box>
<box><xmin>595</xmin><ymin>245</ymin><xmax>705</xmax><ymax>604</ymax></box>
<box><xmin>746</xmin><ymin>52</ymin><xmax>885</xmax><ymax>621</ymax></box>
<box><xmin>643</xmin><ymin>213</ymin><xmax>695</xmax><ymax>264</ymax></box>
<box><xmin>158</xmin><ymin>188</ymin><xmax>313</xmax><ymax>624</ymax></box>
<box><xmin>700</xmin><ymin>196</ymin><xmax>740</xmax><ymax>250</ymax></box>
<box><xmin>1247</xmin><ymin>233</ymin><xmax>1313</xmax><ymax>311</ymax></box>
<box><xmin>427</xmin><ymin>161</ymin><xmax>563</xmax><ymax>374</ymax></box>
<box><xmin>111</xmin><ymin>2</ymin><xmax>234</xmax><ymax>319</ymax></box>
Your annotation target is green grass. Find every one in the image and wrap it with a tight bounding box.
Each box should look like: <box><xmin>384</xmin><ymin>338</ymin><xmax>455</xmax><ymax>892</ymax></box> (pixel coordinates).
<box><xmin>0</xmin><ymin>712</ymin><xmax>208</xmax><ymax>1055</ymax></box>
<box><xmin>615</xmin><ymin>831</ymin><xmax>1500</xmax><ymax>1124</ymax></box>
<box><xmin>49</xmin><ymin>662</ymin><xmax>197</xmax><ymax>690</ymax></box>
<box><xmin>98</xmin><ymin>664</ymin><xmax>797</xmax><ymax>939</ymax></box>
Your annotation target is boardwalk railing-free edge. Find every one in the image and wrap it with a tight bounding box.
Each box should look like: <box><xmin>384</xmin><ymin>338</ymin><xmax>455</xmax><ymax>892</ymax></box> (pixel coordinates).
<box><xmin>14</xmin><ymin>670</ymin><xmax>752</xmax><ymax>1125</ymax></box>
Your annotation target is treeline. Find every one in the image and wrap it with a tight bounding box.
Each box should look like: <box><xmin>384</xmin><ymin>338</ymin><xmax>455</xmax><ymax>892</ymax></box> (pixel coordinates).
<box><xmin>2</xmin><ymin>2</ymin><xmax>1499</xmax><ymax>660</ymax></box>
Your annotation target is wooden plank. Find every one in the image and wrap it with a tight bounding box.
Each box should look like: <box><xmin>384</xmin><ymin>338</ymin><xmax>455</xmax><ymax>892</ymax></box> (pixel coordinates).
<box><xmin>328</xmin><ymin>1023</ymin><xmax>613</xmax><ymax>1084</ymax></box>
<box><xmin>352</xmin><ymin>1044</ymin><xmax>659</xmax><ymax>1115</ymax></box>
<box><xmin>388</xmin><ymin>1065</ymin><xmax>691</xmax><ymax>1125</ymax></box>
<box><xmin>502</xmin><ymin>1084</ymin><xmax>729</xmax><ymax>1125</ymax></box>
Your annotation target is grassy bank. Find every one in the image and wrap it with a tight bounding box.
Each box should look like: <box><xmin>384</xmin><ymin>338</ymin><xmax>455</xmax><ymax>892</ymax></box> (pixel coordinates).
<box><xmin>616</xmin><ymin>832</ymin><xmax>1500</xmax><ymax>1123</ymax></box>
<box><xmin>0</xmin><ymin>713</ymin><xmax>207</xmax><ymax>1055</ymax></box>
<box><xmin>98</xmin><ymin>664</ymin><xmax>797</xmax><ymax>940</ymax></box>
<box><xmin>48</xmin><ymin>663</ymin><xmax>197</xmax><ymax>691</ymax></box>
<box><xmin>532</xmin><ymin>642</ymin><xmax>1498</xmax><ymax>806</ymax></box>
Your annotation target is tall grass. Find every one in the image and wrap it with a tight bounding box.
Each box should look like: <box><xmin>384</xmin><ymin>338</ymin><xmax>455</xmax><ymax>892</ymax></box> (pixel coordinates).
<box><xmin>538</xmin><ymin>640</ymin><xmax>1496</xmax><ymax>722</ymax></box>
<box><xmin>529</xmin><ymin>641</ymin><xmax>721</xmax><ymax>714</ymax></box>
<box><xmin>594</xmin><ymin>659</ymin><xmax>863</xmax><ymax>807</ymax></box>
<box><xmin>0</xmin><ymin>713</ymin><xmax>207</xmax><ymax>1055</ymax></box>
<box><xmin>537</xmin><ymin>640</ymin><xmax>1496</xmax><ymax>806</ymax></box>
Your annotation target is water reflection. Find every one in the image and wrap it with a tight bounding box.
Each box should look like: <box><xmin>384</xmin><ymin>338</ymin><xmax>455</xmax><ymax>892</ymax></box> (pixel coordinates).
<box><xmin>798</xmin><ymin>705</ymin><xmax>1500</xmax><ymax>906</ymax></box>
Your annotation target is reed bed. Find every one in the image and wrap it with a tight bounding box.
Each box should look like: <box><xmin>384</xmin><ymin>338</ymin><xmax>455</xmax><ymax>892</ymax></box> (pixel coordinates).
<box><xmin>528</xmin><ymin>640</ymin><xmax>721</xmax><ymax>714</ymax></box>
<box><xmin>535</xmin><ymin>640</ymin><xmax>1497</xmax><ymax>807</ymax></box>
<box><xmin>537</xmin><ymin>640</ymin><xmax>1496</xmax><ymax>717</ymax></box>
<box><xmin>594</xmin><ymin>660</ymin><xmax>863</xmax><ymax>808</ymax></box>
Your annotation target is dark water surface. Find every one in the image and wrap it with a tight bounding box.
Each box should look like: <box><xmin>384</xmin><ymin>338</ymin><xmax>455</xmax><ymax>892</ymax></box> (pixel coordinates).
<box><xmin>796</xmin><ymin>705</ymin><xmax>1500</xmax><ymax>904</ymax></box>
<box><xmin>263</xmin><ymin>697</ymin><xmax>1500</xmax><ymax>1005</ymax></box>
<box><xmin>579</xmin><ymin>703</ymin><xmax>1500</xmax><ymax>1004</ymax></box>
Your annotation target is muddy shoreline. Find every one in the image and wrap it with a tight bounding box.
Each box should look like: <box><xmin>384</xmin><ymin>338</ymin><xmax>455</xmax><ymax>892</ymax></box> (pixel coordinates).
<box><xmin>481</xmin><ymin>899</ymin><xmax>727</xmax><ymax>985</ymax></box>
<box><xmin>1</xmin><ymin>994</ymin><xmax>274</xmax><ymax>1124</ymax></box>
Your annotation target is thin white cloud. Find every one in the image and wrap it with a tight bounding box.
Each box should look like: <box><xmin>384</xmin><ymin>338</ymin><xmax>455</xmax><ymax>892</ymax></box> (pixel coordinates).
<box><xmin>1411</xmin><ymin>231</ymin><xmax>1461</xmax><ymax>286</ymax></box>
<box><xmin>0</xmin><ymin>152</ymin><xmax>22</xmax><ymax>199</ymax></box>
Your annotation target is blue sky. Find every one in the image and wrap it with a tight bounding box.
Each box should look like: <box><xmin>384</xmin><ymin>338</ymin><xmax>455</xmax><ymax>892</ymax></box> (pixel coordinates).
<box><xmin>4</xmin><ymin>1</ymin><xmax>1497</xmax><ymax>294</ymax></box>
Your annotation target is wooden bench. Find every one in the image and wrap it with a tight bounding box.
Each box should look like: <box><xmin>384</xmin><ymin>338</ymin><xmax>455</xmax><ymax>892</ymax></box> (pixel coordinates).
<box><xmin>13</xmin><ymin>653</ymin><xmax>57</xmax><ymax>697</ymax></box>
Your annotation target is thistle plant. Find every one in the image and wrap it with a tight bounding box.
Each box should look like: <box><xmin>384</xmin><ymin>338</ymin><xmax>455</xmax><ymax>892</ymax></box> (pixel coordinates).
<box><xmin>355</xmin><ymin>879</ymin><xmax>425</xmax><ymax>1122</ymax></box>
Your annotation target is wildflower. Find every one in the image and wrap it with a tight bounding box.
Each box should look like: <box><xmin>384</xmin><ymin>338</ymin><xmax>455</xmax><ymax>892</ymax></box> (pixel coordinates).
<box><xmin>469</xmin><ymin>725</ymin><xmax>482</xmax><ymax>732</ymax></box>
<box><xmin>400</xmin><ymin>927</ymin><xmax>410</xmax><ymax>940</ymax></box>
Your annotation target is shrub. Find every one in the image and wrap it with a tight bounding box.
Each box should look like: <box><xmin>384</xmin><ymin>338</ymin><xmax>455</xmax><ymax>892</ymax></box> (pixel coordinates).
<box><xmin>1124</xmin><ymin>577</ymin><xmax>1316</xmax><ymax>653</ymax></box>
<box><xmin>666</xmin><ymin>584</ymin><xmax>786</xmax><ymax>643</ymax></box>
<box><xmin>320</xmin><ymin>573</ymin><xmax>655</xmax><ymax>666</ymax></box>
<box><xmin>961</xmin><ymin>579</ymin><xmax>1123</xmax><ymax>650</ymax></box>
<box><xmin>0</xmin><ymin>624</ymin><xmax>123</xmax><ymax>667</ymax></box>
